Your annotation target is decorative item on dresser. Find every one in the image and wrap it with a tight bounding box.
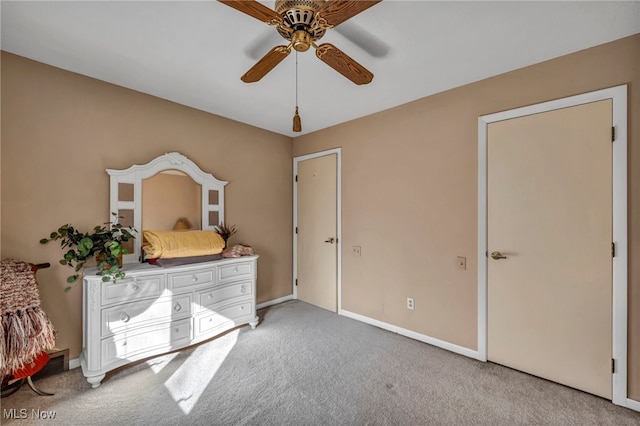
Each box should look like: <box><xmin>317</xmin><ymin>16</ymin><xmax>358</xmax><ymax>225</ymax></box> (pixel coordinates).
<box><xmin>79</xmin><ymin>152</ymin><xmax>259</xmax><ymax>388</ymax></box>
<box><xmin>80</xmin><ymin>255</ymin><xmax>258</xmax><ymax>388</ymax></box>
<box><xmin>40</xmin><ymin>213</ymin><xmax>136</xmax><ymax>291</ymax></box>
<box><xmin>214</xmin><ymin>222</ymin><xmax>238</xmax><ymax>248</ymax></box>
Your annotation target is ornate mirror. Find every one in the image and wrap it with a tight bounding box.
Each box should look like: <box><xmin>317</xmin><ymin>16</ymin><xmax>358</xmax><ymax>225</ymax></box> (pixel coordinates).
<box><xmin>106</xmin><ymin>152</ymin><xmax>227</xmax><ymax>264</ymax></box>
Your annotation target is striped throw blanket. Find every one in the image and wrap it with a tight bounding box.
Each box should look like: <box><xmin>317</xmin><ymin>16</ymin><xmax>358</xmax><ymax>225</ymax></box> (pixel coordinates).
<box><xmin>1</xmin><ymin>259</ymin><xmax>56</xmax><ymax>378</ymax></box>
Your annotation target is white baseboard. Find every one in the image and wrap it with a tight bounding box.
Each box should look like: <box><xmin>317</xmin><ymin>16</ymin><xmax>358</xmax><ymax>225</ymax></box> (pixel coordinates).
<box><xmin>339</xmin><ymin>309</ymin><xmax>481</xmax><ymax>361</ymax></box>
<box><xmin>69</xmin><ymin>358</ymin><xmax>81</xmax><ymax>370</ymax></box>
<box><xmin>626</xmin><ymin>398</ymin><xmax>640</xmax><ymax>412</ymax></box>
<box><xmin>257</xmin><ymin>294</ymin><xmax>293</xmax><ymax>310</ymax></box>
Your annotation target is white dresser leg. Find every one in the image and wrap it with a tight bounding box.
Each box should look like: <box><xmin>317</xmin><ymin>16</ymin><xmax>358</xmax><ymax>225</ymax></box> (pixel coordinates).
<box><xmin>86</xmin><ymin>374</ymin><xmax>105</xmax><ymax>388</ymax></box>
<box><xmin>249</xmin><ymin>316</ymin><xmax>259</xmax><ymax>329</ymax></box>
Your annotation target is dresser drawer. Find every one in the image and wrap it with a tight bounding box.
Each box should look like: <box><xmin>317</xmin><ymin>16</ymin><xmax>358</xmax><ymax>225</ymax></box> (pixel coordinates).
<box><xmin>195</xmin><ymin>281</ymin><xmax>252</xmax><ymax>312</ymax></box>
<box><xmin>101</xmin><ymin>294</ymin><xmax>192</xmax><ymax>337</ymax></box>
<box><xmin>168</xmin><ymin>269</ymin><xmax>214</xmax><ymax>291</ymax></box>
<box><xmin>195</xmin><ymin>300</ymin><xmax>253</xmax><ymax>336</ymax></box>
<box><xmin>101</xmin><ymin>275</ymin><xmax>164</xmax><ymax>306</ymax></box>
<box><xmin>218</xmin><ymin>261</ymin><xmax>253</xmax><ymax>283</ymax></box>
<box><xmin>101</xmin><ymin>318</ymin><xmax>191</xmax><ymax>368</ymax></box>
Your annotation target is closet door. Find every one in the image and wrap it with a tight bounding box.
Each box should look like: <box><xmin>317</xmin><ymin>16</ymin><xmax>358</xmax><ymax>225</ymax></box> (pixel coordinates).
<box><xmin>296</xmin><ymin>154</ymin><xmax>338</xmax><ymax>312</ymax></box>
<box><xmin>487</xmin><ymin>100</ymin><xmax>612</xmax><ymax>398</ymax></box>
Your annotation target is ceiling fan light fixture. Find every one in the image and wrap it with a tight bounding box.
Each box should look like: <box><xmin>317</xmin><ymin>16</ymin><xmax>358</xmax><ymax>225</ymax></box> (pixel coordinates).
<box><xmin>276</xmin><ymin>0</ymin><xmax>327</xmax><ymax>42</ymax></box>
<box><xmin>220</xmin><ymin>0</ymin><xmax>378</xmax><ymax>88</ymax></box>
<box><xmin>292</xmin><ymin>30</ymin><xmax>312</xmax><ymax>52</ymax></box>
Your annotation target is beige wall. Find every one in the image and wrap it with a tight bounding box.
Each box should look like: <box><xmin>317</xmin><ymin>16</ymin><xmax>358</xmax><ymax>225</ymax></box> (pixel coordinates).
<box><xmin>142</xmin><ymin>172</ymin><xmax>201</xmax><ymax>231</ymax></box>
<box><xmin>2</xmin><ymin>33</ymin><xmax>639</xmax><ymax>401</ymax></box>
<box><xmin>0</xmin><ymin>52</ymin><xmax>293</xmax><ymax>360</ymax></box>
<box><xmin>293</xmin><ymin>34</ymin><xmax>640</xmax><ymax>399</ymax></box>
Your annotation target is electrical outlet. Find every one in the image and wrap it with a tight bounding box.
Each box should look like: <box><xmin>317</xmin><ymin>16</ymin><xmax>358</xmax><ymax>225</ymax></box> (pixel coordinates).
<box><xmin>352</xmin><ymin>246</ymin><xmax>361</xmax><ymax>256</ymax></box>
<box><xmin>407</xmin><ymin>297</ymin><xmax>414</xmax><ymax>310</ymax></box>
<box><xmin>457</xmin><ymin>256</ymin><xmax>466</xmax><ymax>270</ymax></box>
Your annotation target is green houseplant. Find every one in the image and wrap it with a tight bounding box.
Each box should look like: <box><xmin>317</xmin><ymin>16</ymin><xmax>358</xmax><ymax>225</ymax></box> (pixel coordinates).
<box><xmin>40</xmin><ymin>213</ymin><xmax>136</xmax><ymax>291</ymax></box>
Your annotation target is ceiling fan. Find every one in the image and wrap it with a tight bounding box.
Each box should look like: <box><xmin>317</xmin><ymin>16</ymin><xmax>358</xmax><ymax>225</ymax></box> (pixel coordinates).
<box><xmin>219</xmin><ymin>0</ymin><xmax>381</xmax><ymax>85</ymax></box>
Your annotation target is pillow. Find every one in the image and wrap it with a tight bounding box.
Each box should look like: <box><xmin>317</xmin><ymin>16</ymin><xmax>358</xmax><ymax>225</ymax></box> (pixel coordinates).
<box><xmin>142</xmin><ymin>230</ymin><xmax>225</xmax><ymax>259</ymax></box>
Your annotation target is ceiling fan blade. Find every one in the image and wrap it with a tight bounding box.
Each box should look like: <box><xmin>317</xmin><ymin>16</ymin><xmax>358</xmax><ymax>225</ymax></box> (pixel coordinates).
<box><xmin>317</xmin><ymin>0</ymin><xmax>381</xmax><ymax>28</ymax></box>
<box><xmin>241</xmin><ymin>45</ymin><xmax>291</xmax><ymax>83</ymax></box>
<box><xmin>334</xmin><ymin>21</ymin><xmax>390</xmax><ymax>58</ymax></box>
<box><xmin>315</xmin><ymin>43</ymin><xmax>373</xmax><ymax>85</ymax></box>
<box><xmin>218</xmin><ymin>0</ymin><xmax>283</xmax><ymax>25</ymax></box>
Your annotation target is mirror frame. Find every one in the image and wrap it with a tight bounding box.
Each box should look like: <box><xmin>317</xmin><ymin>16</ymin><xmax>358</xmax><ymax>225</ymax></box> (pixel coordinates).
<box><xmin>106</xmin><ymin>152</ymin><xmax>228</xmax><ymax>264</ymax></box>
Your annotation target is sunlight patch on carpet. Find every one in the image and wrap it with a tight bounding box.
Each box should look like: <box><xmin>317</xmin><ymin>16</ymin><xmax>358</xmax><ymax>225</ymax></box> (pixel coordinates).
<box><xmin>164</xmin><ymin>329</ymin><xmax>239</xmax><ymax>414</ymax></box>
<box><xmin>146</xmin><ymin>352</ymin><xmax>179</xmax><ymax>374</ymax></box>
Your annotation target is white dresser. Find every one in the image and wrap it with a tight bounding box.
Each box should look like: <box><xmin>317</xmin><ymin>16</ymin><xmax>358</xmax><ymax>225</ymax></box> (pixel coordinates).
<box><xmin>80</xmin><ymin>255</ymin><xmax>259</xmax><ymax>388</ymax></box>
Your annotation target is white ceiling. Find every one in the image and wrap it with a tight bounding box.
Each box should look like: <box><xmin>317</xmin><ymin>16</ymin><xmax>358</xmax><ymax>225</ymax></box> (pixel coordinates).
<box><xmin>2</xmin><ymin>1</ymin><xmax>639</xmax><ymax>137</ymax></box>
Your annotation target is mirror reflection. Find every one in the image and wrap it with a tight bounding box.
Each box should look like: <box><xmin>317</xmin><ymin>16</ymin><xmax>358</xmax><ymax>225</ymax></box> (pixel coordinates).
<box><xmin>142</xmin><ymin>170</ymin><xmax>201</xmax><ymax>231</ymax></box>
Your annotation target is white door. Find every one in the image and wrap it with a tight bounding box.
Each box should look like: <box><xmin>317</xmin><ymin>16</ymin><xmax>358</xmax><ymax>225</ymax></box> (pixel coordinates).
<box><xmin>296</xmin><ymin>153</ymin><xmax>338</xmax><ymax>312</ymax></box>
<box><xmin>487</xmin><ymin>100</ymin><xmax>612</xmax><ymax>399</ymax></box>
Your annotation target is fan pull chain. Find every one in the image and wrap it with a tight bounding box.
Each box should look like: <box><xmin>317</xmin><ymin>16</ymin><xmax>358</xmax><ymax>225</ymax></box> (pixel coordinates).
<box><xmin>293</xmin><ymin>51</ymin><xmax>302</xmax><ymax>132</ymax></box>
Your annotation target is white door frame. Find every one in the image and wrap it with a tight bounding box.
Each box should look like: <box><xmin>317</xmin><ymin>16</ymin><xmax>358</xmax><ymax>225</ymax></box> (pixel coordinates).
<box><xmin>477</xmin><ymin>85</ymin><xmax>628</xmax><ymax>406</ymax></box>
<box><xmin>293</xmin><ymin>148</ymin><xmax>342</xmax><ymax>311</ymax></box>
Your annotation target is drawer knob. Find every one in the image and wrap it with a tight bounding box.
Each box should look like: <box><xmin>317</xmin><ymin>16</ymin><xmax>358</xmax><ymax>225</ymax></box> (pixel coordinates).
<box><xmin>233</xmin><ymin>268</ymin><xmax>239</xmax><ymax>273</ymax></box>
<box><xmin>175</xmin><ymin>328</ymin><xmax>180</xmax><ymax>333</ymax></box>
<box><xmin>120</xmin><ymin>313</ymin><xmax>130</xmax><ymax>323</ymax></box>
<box><xmin>122</xmin><ymin>340</ymin><xmax>127</xmax><ymax>346</ymax></box>
<box><xmin>208</xmin><ymin>293</ymin><xmax>214</xmax><ymax>299</ymax></box>
<box><xmin>239</xmin><ymin>306</ymin><xmax>244</xmax><ymax>311</ymax></box>
<box><xmin>192</xmin><ymin>276</ymin><xmax>198</xmax><ymax>282</ymax></box>
<box><xmin>240</xmin><ymin>285</ymin><xmax>246</xmax><ymax>294</ymax></box>
<box><xmin>174</xmin><ymin>303</ymin><xmax>182</xmax><ymax>312</ymax></box>
<box><xmin>131</xmin><ymin>284</ymin><xmax>139</xmax><ymax>292</ymax></box>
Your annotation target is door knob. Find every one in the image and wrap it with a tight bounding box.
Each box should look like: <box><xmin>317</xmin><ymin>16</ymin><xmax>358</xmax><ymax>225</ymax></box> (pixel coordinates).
<box><xmin>490</xmin><ymin>251</ymin><xmax>507</xmax><ymax>260</ymax></box>
<box><xmin>324</xmin><ymin>237</ymin><xmax>336</xmax><ymax>244</ymax></box>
